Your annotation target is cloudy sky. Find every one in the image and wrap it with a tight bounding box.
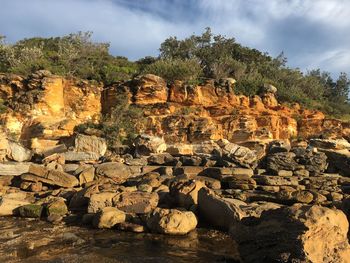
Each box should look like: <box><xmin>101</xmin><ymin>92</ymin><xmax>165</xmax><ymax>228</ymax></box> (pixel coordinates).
<box><xmin>0</xmin><ymin>0</ymin><xmax>349</xmax><ymax>76</ymax></box>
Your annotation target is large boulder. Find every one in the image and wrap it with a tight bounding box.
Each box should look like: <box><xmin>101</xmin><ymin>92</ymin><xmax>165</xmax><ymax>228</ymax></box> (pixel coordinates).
<box><xmin>134</xmin><ymin>134</ymin><xmax>167</xmax><ymax>156</ymax></box>
<box><xmin>113</xmin><ymin>191</ymin><xmax>159</xmax><ymax>214</ymax></box>
<box><xmin>146</xmin><ymin>208</ymin><xmax>197</xmax><ymax>235</ymax></box>
<box><xmin>310</xmin><ymin>138</ymin><xmax>350</xmax><ymax>150</ymax></box>
<box><xmin>95</xmin><ymin>162</ymin><xmax>135</xmax><ymax>184</ymax></box>
<box><xmin>197</xmin><ymin>188</ymin><xmax>244</xmax><ymax>230</ymax></box>
<box><xmin>292</xmin><ymin>147</ymin><xmax>328</xmax><ymax>174</ymax></box>
<box><xmin>74</xmin><ymin>134</ymin><xmax>107</xmax><ymax>157</ymax></box>
<box><xmin>221</xmin><ymin>143</ymin><xmax>258</xmax><ymax>169</ymax></box>
<box><xmin>18</xmin><ymin>204</ymin><xmax>43</xmax><ymax>218</ymax></box>
<box><xmin>0</xmin><ymin>192</ymin><xmax>31</xmax><ymax>216</ymax></box>
<box><xmin>92</xmin><ymin>207</ymin><xmax>126</xmax><ymax>229</ymax></box>
<box><xmin>232</xmin><ymin>204</ymin><xmax>350</xmax><ymax>263</ymax></box>
<box><xmin>169</xmin><ymin>180</ymin><xmax>205</xmax><ymax>209</ymax></box>
<box><xmin>87</xmin><ymin>192</ymin><xmax>116</xmax><ymax>213</ymax></box>
<box><xmin>321</xmin><ymin>149</ymin><xmax>350</xmax><ymax>177</ymax></box>
<box><xmin>7</xmin><ymin>141</ymin><xmax>33</xmax><ymax>162</ymax></box>
<box><xmin>266</xmin><ymin>152</ymin><xmax>299</xmax><ymax>174</ymax></box>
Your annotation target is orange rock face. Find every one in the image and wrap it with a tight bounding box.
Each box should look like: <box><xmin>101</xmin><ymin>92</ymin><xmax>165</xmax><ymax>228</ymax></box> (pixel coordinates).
<box><xmin>0</xmin><ymin>71</ymin><xmax>102</xmax><ymax>152</ymax></box>
<box><xmin>1</xmin><ymin>72</ymin><xmax>349</xmax><ymax>149</ymax></box>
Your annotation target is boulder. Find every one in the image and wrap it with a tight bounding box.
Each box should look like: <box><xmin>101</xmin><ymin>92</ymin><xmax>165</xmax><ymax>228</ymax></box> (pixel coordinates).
<box><xmin>321</xmin><ymin>149</ymin><xmax>350</xmax><ymax>177</ymax></box>
<box><xmin>179</xmin><ymin>155</ymin><xmax>202</xmax><ymax>166</ymax></box>
<box><xmin>113</xmin><ymin>191</ymin><xmax>159</xmax><ymax>214</ymax></box>
<box><xmin>261</xmin><ymin>83</ymin><xmax>277</xmax><ymax>94</ymax></box>
<box><xmin>266</xmin><ymin>152</ymin><xmax>299</xmax><ymax>174</ymax></box>
<box><xmin>147</xmin><ymin>153</ymin><xmax>176</xmax><ymax>165</ymax></box>
<box><xmin>166</xmin><ymin>144</ymin><xmax>194</xmax><ymax>156</ymax></box>
<box><xmin>18</xmin><ymin>204</ymin><xmax>43</xmax><ymax>218</ymax></box>
<box><xmin>232</xmin><ymin>204</ymin><xmax>350</xmax><ymax>263</ymax></box>
<box><xmin>134</xmin><ymin>134</ymin><xmax>167</xmax><ymax>156</ymax></box>
<box><xmin>0</xmin><ymin>193</ymin><xmax>31</xmax><ymax>216</ymax></box>
<box><xmin>87</xmin><ymin>192</ymin><xmax>116</xmax><ymax>213</ymax></box>
<box><xmin>78</xmin><ymin>166</ymin><xmax>95</xmax><ymax>185</ymax></box>
<box><xmin>93</xmin><ymin>207</ymin><xmax>126</xmax><ymax>229</ymax></box>
<box><xmin>341</xmin><ymin>197</ymin><xmax>350</xmax><ymax>221</ymax></box>
<box><xmin>222</xmin><ymin>143</ymin><xmax>258</xmax><ymax>169</ymax></box>
<box><xmin>197</xmin><ymin>188</ymin><xmax>244</xmax><ymax>230</ymax></box>
<box><xmin>69</xmin><ymin>185</ymin><xmax>99</xmax><ymax>212</ymax></box>
<box><xmin>255</xmin><ymin>176</ymin><xmax>298</xmax><ymax>186</ymax></box>
<box><xmin>170</xmin><ymin>180</ymin><xmax>205</xmax><ymax>209</ymax></box>
<box><xmin>74</xmin><ymin>134</ymin><xmax>107</xmax><ymax>157</ymax></box>
<box><xmin>292</xmin><ymin>147</ymin><xmax>328</xmax><ymax>174</ymax></box>
<box><xmin>199</xmin><ymin>167</ymin><xmax>254</xmax><ymax>181</ymax></box>
<box><xmin>0</xmin><ymin>175</ymin><xmax>14</xmax><ymax>187</ymax></box>
<box><xmin>310</xmin><ymin>138</ymin><xmax>350</xmax><ymax>150</ymax></box>
<box><xmin>95</xmin><ymin>162</ymin><xmax>135</xmax><ymax>184</ymax></box>
<box><xmin>7</xmin><ymin>141</ymin><xmax>32</xmax><ymax>162</ymax></box>
<box><xmin>146</xmin><ymin>208</ymin><xmax>197</xmax><ymax>235</ymax></box>
<box><xmin>267</xmin><ymin>140</ymin><xmax>291</xmax><ymax>154</ymax></box>
<box><xmin>45</xmin><ymin>199</ymin><xmax>68</xmax><ymax>216</ymax></box>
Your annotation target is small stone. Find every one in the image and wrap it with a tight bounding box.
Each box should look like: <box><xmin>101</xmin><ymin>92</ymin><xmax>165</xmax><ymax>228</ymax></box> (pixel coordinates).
<box><xmin>292</xmin><ymin>191</ymin><xmax>314</xmax><ymax>204</ymax></box>
<box><xmin>293</xmin><ymin>169</ymin><xmax>310</xmax><ymax>177</ymax></box>
<box><xmin>329</xmin><ymin>192</ymin><xmax>343</xmax><ymax>202</ymax></box>
<box><xmin>118</xmin><ymin>222</ymin><xmax>145</xmax><ymax>233</ymax></box>
<box><xmin>277</xmin><ymin>170</ymin><xmax>293</xmax><ymax>177</ymax></box>
<box><xmin>137</xmin><ymin>184</ymin><xmax>153</xmax><ymax>193</ymax></box>
<box><xmin>47</xmin><ymin>214</ymin><xmax>63</xmax><ymax>224</ymax></box>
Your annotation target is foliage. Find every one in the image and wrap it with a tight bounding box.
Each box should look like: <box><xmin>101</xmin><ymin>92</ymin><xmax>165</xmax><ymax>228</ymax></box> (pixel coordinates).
<box><xmin>74</xmin><ymin>93</ymin><xmax>143</xmax><ymax>146</ymax></box>
<box><xmin>158</xmin><ymin>28</ymin><xmax>350</xmax><ymax>118</ymax></box>
<box><xmin>1</xmin><ymin>29</ymin><xmax>350</xmax><ymax>119</ymax></box>
<box><xmin>0</xmin><ymin>32</ymin><xmax>138</xmax><ymax>84</ymax></box>
<box><xmin>142</xmin><ymin>58</ymin><xmax>202</xmax><ymax>83</ymax></box>
<box><xmin>0</xmin><ymin>99</ymin><xmax>7</xmax><ymax>114</ymax></box>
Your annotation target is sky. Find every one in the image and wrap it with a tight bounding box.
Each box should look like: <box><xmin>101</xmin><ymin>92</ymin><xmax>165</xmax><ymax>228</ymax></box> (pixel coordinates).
<box><xmin>0</xmin><ymin>0</ymin><xmax>349</xmax><ymax>76</ymax></box>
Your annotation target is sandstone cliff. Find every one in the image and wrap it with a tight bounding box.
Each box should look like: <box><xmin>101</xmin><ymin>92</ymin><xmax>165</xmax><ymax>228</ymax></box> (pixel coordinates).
<box><xmin>1</xmin><ymin>71</ymin><xmax>349</xmax><ymax>153</ymax></box>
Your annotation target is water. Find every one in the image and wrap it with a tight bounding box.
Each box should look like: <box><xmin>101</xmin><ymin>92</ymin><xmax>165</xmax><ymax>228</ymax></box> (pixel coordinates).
<box><xmin>0</xmin><ymin>217</ymin><xmax>240</xmax><ymax>263</ymax></box>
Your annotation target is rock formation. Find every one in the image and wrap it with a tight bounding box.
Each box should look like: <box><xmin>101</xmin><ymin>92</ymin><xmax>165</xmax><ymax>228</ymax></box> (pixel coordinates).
<box><xmin>1</xmin><ymin>71</ymin><xmax>350</xmax><ymax>262</ymax></box>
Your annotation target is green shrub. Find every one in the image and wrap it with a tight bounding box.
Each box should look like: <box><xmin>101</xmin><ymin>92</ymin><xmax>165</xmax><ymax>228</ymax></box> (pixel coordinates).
<box><xmin>0</xmin><ymin>99</ymin><xmax>7</xmax><ymax>114</ymax></box>
<box><xmin>74</xmin><ymin>93</ymin><xmax>144</xmax><ymax>146</ymax></box>
<box><xmin>143</xmin><ymin>58</ymin><xmax>201</xmax><ymax>83</ymax></box>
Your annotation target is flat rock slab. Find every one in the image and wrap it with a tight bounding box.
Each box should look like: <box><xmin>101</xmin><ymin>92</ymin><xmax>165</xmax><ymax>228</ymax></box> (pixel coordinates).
<box><xmin>60</xmin><ymin>151</ymin><xmax>100</xmax><ymax>162</ymax></box>
<box><xmin>254</xmin><ymin>176</ymin><xmax>298</xmax><ymax>186</ymax></box>
<box><xmin>113</xmin><ymin>191</ymin><xmax>159</xmax><ymax>214</ymax></box>
<box><xmin>74</xmin><ymin>134</ymin><xmax>107</xmax><ymax>157</ymax></box>
<box><xmin>95</xmin><ymin>162</ymin><xmax>139</xmax><ymax>184</ymax></box>
<box><xmin>22</xmin><ymin>164</ymin><xmax>79</xmax><ymax>188</ymax></box>
<box><xmin>0</xmin><ymin>162</ymin><xmax>31</xmax><ymax>176</ymax></box>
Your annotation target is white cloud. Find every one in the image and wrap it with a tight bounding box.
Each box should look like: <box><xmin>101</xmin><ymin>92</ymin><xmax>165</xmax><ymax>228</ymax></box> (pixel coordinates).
<box><xmin>0</xmin><ymin>0</ymin><xmax>349</xmax><ymax>75</ymax></box>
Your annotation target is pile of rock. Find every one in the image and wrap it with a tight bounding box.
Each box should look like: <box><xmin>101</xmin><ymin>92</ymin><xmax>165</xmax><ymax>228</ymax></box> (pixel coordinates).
<box><xmin>0</xmin><ymin>133</ymin><xmax>350</xmax><ymax>262</ymax></box>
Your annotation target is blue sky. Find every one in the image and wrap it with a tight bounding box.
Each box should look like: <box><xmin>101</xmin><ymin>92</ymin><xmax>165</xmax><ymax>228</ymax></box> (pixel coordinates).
<box><xmin>1</xmin><ymin>0</ymin><xmax>350</xmax><ymax>76</ymax></box>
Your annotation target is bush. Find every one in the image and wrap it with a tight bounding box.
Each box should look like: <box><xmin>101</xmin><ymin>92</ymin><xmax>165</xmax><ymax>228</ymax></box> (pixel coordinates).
<box><xmin>0</xmin><ymin>32</ymin><xmax>139</xmax><ymax>85</ymax></box>
<box><xmin>143</xmin><ymin>58</ymin><xmax>202</xmax><ymax>83</ymax></box>
<box><xmin>0</xmin><ymin>99</ymin><xmax>7</xmax><ymax>114</ymax></box>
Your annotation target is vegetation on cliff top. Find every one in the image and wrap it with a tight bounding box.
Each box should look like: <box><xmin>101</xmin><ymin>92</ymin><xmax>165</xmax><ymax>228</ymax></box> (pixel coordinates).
<box><xmin>0</xmin><ymin>29</ymin><xmax>349</xmax><ymax>119</ymax></box>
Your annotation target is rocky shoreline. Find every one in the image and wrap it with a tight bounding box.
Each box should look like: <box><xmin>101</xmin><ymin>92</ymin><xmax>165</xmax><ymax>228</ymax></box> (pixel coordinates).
<box><xmin>1</xmin><ymin>133</ymin><xmax>350</xmax><ymax>262</ymax></box>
